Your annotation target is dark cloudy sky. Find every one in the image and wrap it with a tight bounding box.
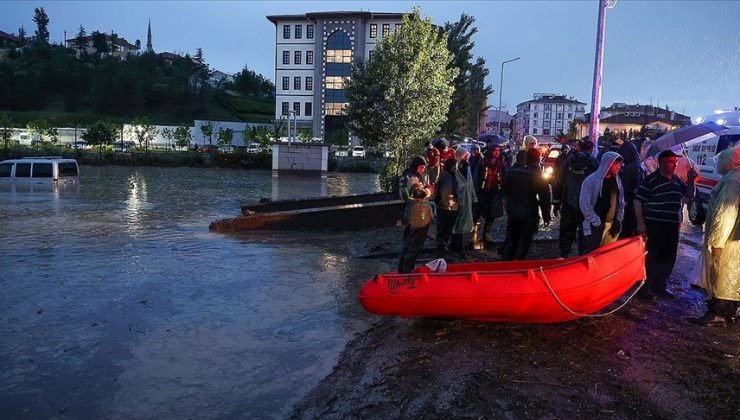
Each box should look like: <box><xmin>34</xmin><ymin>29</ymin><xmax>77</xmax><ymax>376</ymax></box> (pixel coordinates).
<box><xmin>3</xmin><ymin>1</ymin><xmax>739</xmax><ymax>119</ymax></box>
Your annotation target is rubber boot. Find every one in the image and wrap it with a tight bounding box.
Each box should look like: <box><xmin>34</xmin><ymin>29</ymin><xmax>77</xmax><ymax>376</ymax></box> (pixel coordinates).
<box><xmin>472</xmin><ymin>222</ymin><xmax>483</xmax><ymax>250</ymax></box>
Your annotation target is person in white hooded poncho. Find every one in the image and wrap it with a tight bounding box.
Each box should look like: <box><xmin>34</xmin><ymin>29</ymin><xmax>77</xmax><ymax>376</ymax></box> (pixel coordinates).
<box><xmin>692</xmin><ymin>145</ymin><xmax>740</xmax><ymax>326</ymax></box>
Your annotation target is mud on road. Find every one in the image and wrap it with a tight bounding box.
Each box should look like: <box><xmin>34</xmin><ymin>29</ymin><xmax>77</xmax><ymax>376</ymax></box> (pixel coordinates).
<box><xmin>293</xmin><ymin>232</ymin><xmax>740</xmax><ymax>419</ymax></box>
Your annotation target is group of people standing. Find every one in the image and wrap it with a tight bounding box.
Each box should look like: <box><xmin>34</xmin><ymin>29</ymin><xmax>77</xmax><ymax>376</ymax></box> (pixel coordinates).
<box><xmin>397</xmin><ymin>136</ymin><xmax>739</xmax><ymax>326</ymax></box>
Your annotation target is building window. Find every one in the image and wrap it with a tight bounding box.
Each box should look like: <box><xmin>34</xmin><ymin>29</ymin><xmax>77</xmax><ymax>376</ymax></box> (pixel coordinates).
<box><xmin>295</xmin><ymin>25</ymin><xmax>302</xmax><ymax>39</ymax></box>
<box><xmin>305</xmin><ymin>102</ymin><xmax>312</xmax><ymax>117</ymax></box>
<box><xmin>370</xmin><ymin>24</ymin><xmax>377</xmax><ymax>38</ymax></box>
<box><xmin>293</xmin><ymin>102</ymin><xmax>300</xmax><ymax>116</ymax></box>
<box><xmin>307</xmin><ymin>25</ymin><xmax>314</xmax><ymax>39</ymax></box>
<box><xmin>568</xmin><ymin>105</ymin><xmax>573</xmax><ymax>110</ymax></box>
<box><xmin>544</xmin><ymin>128</ymin><xmax>550</xmax><ymax>135</ymax></box>
<box><xmin>282</xmin><ymin>102</ymin><xmax>289</xmax><ymax>115</ymax></box>
<box><xmin>326</xmin><ymin>103</ymin><xmax>346</xmax><ymax>116</ymax></box>
<box><xmin>544</xmin><ymin>120</ymin><xmax>550</xmax><ymax>127</ymax></box>
<box><xmin>544</xmin><ymin>113</ymin><xmax>550</xmax><ymax>119</ymax></box>
<box><xmin>534</xmin><ymin>112</ymin><xmax>538</xmax><ymax>118</ymax></box>
<box><xmin>533</xmin><ymin>120</ymin><xmax>538</xmax><ymax>126</ymax></box>
<box><xmin>382</xmin><ymin>24</ymin><xmax>390</xmax><ymax>36</ymax></box>
<box><xmin>326</xmin><ymin>76</ymin><xmax>346</xmax><ymax>89</ymax></box>
<box><xmin>533</xmin><ymin>128</ymin><xmax>538</xmax><ymax>134</ymax></box>
<box><xmin>326</xmin><ymin>49</ymin><xmax>351</xmax><ymax>63</ymax></box>
<box><xmin>306</xmin><ymin>76</ymin><xmax>312</xmax><ymax>90</ymax></box>
<box><xmin>294</xmin><ymin>51</ymin><xmax>301</xmax><ymax>65</ymax></box>
<box><xmin>544</xmin><ymin>104</ymin><xmax>551</xmax><ymax>111</ymax></box>
<box><xmin>294</xmin><ymin>76</ymin><xmax>301</xmax><ymax>90</ymax></box>
<box><xmin>282</xmin><ymin>51</ymin><xmax>289</xmax><ymax>65</ymax></box>
<box><xmin>557</xmin><ymin>113</ymin><xmax>563</xmax><ymax>119</ymax></box>
<box><xmin>395</xmin><ymin>23</ymin><xmax>402</xmax><ymax>32</ymax></box>
<box><xmin>282</xmin><ymin>76</ymin><xmax>289</xmax><ymax>90</ymax></box>
<box><xmin>306</xmin><ymin>50</ymin><xmax>313</xmax><ymax>65</ymax></box>
<box><xmin>568</xmin><ymin>113</ymin><xmax>573</xmax><ymax>118</ymax></box>
<box><xmin>368</xmin><ymin>50</ymin><xmax>373</xmax><ymax>59</ymax></box>
<box><xmin>283</xmin><ymin>25</ymin><xmax>290</xmax><ymax>39</ymax></box>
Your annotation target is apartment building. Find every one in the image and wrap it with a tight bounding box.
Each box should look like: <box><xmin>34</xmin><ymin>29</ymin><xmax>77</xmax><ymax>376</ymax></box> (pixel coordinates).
<box><xmin>514</xmin><ymin>94</ymin><xmax>586</xmax><ymax>144</ymax></box>
<box><xmin>267</xmin><ymin>11</ymin><xmax>404</xmax><ymax>143</ymax></box>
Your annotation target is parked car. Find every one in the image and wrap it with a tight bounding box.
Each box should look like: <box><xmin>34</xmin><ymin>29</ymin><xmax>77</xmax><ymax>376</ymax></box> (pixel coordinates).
<box><xmin>218</xmin><ymin>146</ymin><xmax>234</xmax><ymax>153</ymax></box>
<box><xmin>333</xmin><ymin>146</ymin><xmax>349</xmax><ymax>157</ymax></box>
<box><xmin>246</xmin><ymin>143</ymin><xmax>260</xmax><ymax>153</ymax></box>
<box><xmin>352</xmin><ymin>146</ymin><xmax>366</xmax><ymax>157</ymax></box>
<box><xmin>113</xmin><ymin>141</ymin><xmax>135</xmax><ymax>152</ymax></box>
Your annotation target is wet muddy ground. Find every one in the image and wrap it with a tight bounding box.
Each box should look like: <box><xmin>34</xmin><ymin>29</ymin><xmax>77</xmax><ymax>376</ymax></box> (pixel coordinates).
<box><xmin>292</xmin><ymin>222</ymin><xmax>740</xmax><ymax>419</ymax></box>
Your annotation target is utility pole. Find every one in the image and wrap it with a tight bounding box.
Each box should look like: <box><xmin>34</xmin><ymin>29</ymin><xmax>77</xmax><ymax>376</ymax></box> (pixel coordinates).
<box><xmin>589</xmin><ymin>0</ymin><xmax>617</xmax><ymax>155</ymax></box>
<box><xmin>497</xmin><ymin>57</ymin><xmax>520</xmax><ymax>136</ymax></box>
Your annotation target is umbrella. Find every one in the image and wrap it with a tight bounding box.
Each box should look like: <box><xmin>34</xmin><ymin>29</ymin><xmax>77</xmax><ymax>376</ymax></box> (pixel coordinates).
<box><xmin>643</xmin><ymin>121</ymin><xmax>727</xmax><ymax>159</ymax></box>
<box><xmin>479</xmin><ymin>134</ymin><xmax>508</xmax><ymax>146</ymax></box>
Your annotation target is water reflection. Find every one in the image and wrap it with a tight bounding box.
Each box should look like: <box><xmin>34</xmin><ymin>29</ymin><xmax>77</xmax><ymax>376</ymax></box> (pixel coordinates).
<box><xmin>0</xmin><ymin>165</ymin><xmax>384</xmax><ymax>419</ymax></box>
<box><xmin>271</xmin><ymin>174</ymin><xmax>328</xmax><ymax>201</ymax></box>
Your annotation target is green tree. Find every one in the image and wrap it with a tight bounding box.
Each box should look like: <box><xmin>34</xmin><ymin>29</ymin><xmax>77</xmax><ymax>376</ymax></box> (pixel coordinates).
<box><xmin>253</xmin><ymin>126</ymin><xmax>272</xmax><ymax>150</ymax></box>
<box><xmin>200</xmin><ymin>120</ymin><xmax>214</xmax><ymax>146</ymax></box>
<box><xmin>217</xmin><ymin>127</ymin><xmax>234</xmax><ymax>148</ymax></box>
<box><xmin>18</xmin><ymin>26</ymin><xmax>26</xmax><ymax>47</ymax></box>
<box><xmin>344</xmin><ymin>7</ymin><xmax>457</xmax><ymax>177</ymax></box>
<box><xmin>75</xmin><ymin>25</ymin><xmax>86</xmax><ymax>48</ymax></box>
<box><xmin>193</xmin><ymin>48</ymin><xmax>208</xmax><ymax>80</ymax></box>
<box><xmin>46</xmin><ymin>127</ymin><xmax>59</xmax><ymax>144</ymax></box>
<box><xmin>160</xmin><ymin>128</ymin><xmax>174</xmax><ymax>150</ymax></box>
<box><xmin>27</xmin><ymin>117</ymin><xmax>49</xmax><ymax>147</ymax></box>
<box><xmin>0</xmin><ymin>113</ymin><xmax>13</xmax><ymax>150</ymax></box>
<box><xmin>82</xmin><ymin>120</ymin><xmax>118</xmax><ymax>158</ymax></box>
<box><xmin>91</xmin><ymin>31</ymin><xmax>108</xmax><ymax>55</ymax></box>
<box><xmin>297</xmin><ymin>128</ymin><xmax>313</xmax><ymax>142</ymax></box>
<box><xmin>441</xmin><ymin>14</ymin><xmax>493</xmax><ymax>138</ymax></box>
<box><xmin>174</xmin><ymin>126</ymin><xmax>192</xmax><ymax>150</ymax></box>
<box><xmin>130</xmin><ymin>116</ymin><xmax>158</xmax><ymax>156</ymax></box>
<box><xmin>32</xmin><ymin>7</ymin><xmax>50</xmax><ymax>45</ymax></box>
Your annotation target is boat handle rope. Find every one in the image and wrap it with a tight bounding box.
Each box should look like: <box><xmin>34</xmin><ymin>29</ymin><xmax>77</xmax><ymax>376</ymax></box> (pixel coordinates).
<box><xmin>537</xmin><ymin>256</ymin><xmax>647</xmax><ymax>318</ymax></box>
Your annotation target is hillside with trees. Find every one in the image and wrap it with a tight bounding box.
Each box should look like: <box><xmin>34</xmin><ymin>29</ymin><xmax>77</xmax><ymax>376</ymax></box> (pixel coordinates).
<box><xmin>0</xmin><ymin>7</ymin><xmax>275</xmax><ymax>127</ymax></box>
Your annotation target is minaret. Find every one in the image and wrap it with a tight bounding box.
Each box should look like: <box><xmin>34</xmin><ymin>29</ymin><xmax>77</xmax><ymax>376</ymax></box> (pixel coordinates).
<box><xmin>146</xmin><ymin>19</ymin><xmax>153</xmax><ymax>53</ymax></box>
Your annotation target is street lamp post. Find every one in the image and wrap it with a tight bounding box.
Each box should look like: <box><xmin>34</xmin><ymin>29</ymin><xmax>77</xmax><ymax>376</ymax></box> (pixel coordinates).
<box><xmin>589</xmin><ymin>0</ymin><xmax>617</xmax><ymax>154</ymax></box>
<box><xmin>497</xmin><ymin>57</ymin><xmax>520</xmax><ymax>136</ymax></box>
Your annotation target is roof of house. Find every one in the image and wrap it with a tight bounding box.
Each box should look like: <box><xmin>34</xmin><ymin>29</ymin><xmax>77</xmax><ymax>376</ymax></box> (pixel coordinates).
<box><xmin>158</xmin><ymin>52</ymin><xmax>179</xmax><ymax>59</ymax></box>
<box><xmin>578</xmin><ymin>114</ymin><xmax>678</xmax><ymax>127</ymax></box>
<box><xmin>0</xmin><ymin>30</ymin><xmax>20</xmax><ymax>43</ymax></box>
<box><xmin>601</xmin><ymin>102</ymin><xmax>690</xmax><ymax>120</ymax></box>
<box><xmin>517</xmin><ymin>95</ymin><xmax>585</xmax><ymax>107</ymax></box>
<box><xmin>267</xmin><ymin>11</ymin><xmax>405</xmax><ymax>24</ymax></box>
<box><xmin>66</xmin><ymin>33</ymin><xmax>139</xmax><ymax>50</ymax></box>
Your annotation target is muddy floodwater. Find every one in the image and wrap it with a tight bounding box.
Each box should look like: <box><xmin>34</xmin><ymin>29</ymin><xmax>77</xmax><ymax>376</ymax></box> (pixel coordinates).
<box><xmin>0</xmin><ymin>166</ymin><xmax>387</xmax><ymax>419</ymax></box>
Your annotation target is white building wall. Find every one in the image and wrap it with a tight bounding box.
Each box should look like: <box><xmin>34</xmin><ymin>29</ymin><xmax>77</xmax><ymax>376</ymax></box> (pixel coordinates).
<box><xmin>275</xmin><ymin>19</ymin><xmax>316</xmax><ymax>122</ymax></box>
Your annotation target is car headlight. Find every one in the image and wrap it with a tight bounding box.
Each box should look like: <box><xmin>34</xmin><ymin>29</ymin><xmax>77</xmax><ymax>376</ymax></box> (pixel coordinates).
<box><xmin>544</xmin><ymin>166</ymin><xmax>554</xmax><ymax>175</ymax></box>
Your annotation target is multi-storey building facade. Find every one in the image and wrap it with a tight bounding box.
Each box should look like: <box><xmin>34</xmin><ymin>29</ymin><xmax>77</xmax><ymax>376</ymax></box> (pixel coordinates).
<box><xmin>267</xmin><ymin>11</ymin><xmax>404</xmax><ymax>143</ymax></box>
<box><xmin>514</xmin><ymin>94</ymin><xmax>586</xmax><ymax>144</ymax></box>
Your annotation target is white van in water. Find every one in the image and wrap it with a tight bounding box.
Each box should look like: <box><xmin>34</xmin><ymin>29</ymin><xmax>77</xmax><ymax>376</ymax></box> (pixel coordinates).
<box><xmin>0</xmin><ymin>157</ymin><xmax>80</xmax><ymax>187</ymax></box>
<box><xmin>684</xmin><ymin>110</ymin><xmax>740</xmax><ymax>224</ymax></box>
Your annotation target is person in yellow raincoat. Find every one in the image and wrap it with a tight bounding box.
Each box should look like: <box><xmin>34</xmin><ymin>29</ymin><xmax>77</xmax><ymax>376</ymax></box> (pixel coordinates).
<box><xmin>692</xmin><ymin>145</ymin><xmax>740</xmax><ymax>326</ymax></box>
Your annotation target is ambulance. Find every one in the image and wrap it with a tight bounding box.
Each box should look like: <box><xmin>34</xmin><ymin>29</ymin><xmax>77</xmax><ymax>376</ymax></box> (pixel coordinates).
<box><xmin>684</xmin><ymin>109</ymin><xmax>740</xmax><ymax>224</ymax></box>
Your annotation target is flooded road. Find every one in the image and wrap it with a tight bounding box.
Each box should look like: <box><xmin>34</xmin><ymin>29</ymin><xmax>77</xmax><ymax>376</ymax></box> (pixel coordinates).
<box><xmin>0</xmin><ymin>166</ymin><xmax>390</xmax><ymax>419</ymax></box>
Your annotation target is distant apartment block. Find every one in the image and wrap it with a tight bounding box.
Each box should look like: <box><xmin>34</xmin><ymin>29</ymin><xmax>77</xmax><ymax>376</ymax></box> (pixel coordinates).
<box><xmin>514</xmin><ymin>93</ymin><xmax>586</xmax><ymax>143</ymax></box>
<box><xmin>267</xmin><ymin>11</ymin><xmax>405</xmax><ymax>143</ymax></box>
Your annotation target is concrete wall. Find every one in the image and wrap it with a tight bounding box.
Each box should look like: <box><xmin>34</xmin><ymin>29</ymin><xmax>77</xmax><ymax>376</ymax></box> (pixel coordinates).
<box><xmin>272</xmin><ymin>142</ymin><xmax>329</xmax><ymax>175</ymax></box>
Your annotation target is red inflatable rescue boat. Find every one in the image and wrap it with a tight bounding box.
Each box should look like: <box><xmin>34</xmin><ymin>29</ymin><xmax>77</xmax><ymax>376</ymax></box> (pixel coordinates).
<box><xmin>359</xmin><ymin>237</ymin><xmax>646</xmax><ymax>323</ymax></box>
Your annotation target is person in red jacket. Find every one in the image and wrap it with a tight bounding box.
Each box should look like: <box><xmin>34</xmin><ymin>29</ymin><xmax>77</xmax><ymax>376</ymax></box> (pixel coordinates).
<box><xmin>425</xmin><ymin>141</ymin><xmax>441</xmax><ymax>184</ymax></box>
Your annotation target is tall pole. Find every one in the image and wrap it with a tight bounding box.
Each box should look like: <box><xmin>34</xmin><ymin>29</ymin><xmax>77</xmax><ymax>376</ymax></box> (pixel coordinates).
<box><xmin>589</xmin><ymin>0</ymin><xmax>615</xmax><ymax>155</ymax></box>
<box><xmin>497</xmin><ymin>57</ymin><xmax>520</xmax><ymax>136</ymax></box>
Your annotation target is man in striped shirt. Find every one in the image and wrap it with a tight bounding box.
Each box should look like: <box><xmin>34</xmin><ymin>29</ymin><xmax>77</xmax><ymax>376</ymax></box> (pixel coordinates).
<box><xmin>634</xmin><ymin>149</ymin><xmax>697</xmax><ymax>300</ymax></box>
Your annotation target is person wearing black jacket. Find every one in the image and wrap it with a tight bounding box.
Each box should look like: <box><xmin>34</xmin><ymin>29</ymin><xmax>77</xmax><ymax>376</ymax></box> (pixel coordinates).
<box><xmin>501</xmin><ymin>149</ymin><xmax>552</xmax><ymax>260</ymax></box>
<box><xmin>552</xmin><ymin>141</ymin><xmax>599</xmax><ymax>257</ymax></box>
<box><xmin>617</xmin><ymin>142</ymin><xmax>645</xmax><ymax>238</ymax></box>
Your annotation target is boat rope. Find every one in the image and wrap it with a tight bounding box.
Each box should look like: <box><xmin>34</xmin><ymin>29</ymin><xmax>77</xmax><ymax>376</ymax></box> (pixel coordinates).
<box><xmin>538</xmin><ymin>265</ymin><xmax>646</xmax><ymax>318</ymax></box>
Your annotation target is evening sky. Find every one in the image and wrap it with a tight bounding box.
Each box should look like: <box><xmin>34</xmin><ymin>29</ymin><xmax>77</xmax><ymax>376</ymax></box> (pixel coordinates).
<box><xmin>2</xmin><ymin>0</ymin><xmax>739</xmax><ymax>120</ymax></box>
